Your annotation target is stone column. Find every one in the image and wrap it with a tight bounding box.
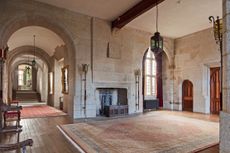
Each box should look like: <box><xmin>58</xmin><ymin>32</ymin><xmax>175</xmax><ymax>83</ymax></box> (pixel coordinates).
<box><xmin>220</xmin><ymin>0</ymin><xmax>230</xmax><ymax>152</ymax></box>
<box><xmin>155</xmin><ymin>52</ymin><xmax>163</xmax><ymax>107</ymax></box>
<box><xmin>32</xmin><ymin>67</ymin><xmax>37</xmax><ymax>91</ymax></box>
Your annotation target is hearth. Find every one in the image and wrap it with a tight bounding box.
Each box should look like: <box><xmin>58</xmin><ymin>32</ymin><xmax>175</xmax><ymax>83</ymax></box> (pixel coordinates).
<box><xmin>96</xmin><ymin>88</ymin><xmax>128</xmax><ymax>116</ymax></box>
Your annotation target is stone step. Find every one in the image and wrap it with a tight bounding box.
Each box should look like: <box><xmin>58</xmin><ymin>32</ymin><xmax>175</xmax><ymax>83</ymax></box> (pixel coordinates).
<box><xmin>15</xmin><ymin>90</ymin><xmax>41</xmax><ymax>101</ymax></box>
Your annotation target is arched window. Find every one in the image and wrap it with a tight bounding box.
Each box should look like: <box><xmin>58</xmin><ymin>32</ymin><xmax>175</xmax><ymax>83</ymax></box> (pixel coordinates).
<box><xmin>144</xmin><ymin>48</ymin><xmax>156</xmax><ymax>97</ymax></box>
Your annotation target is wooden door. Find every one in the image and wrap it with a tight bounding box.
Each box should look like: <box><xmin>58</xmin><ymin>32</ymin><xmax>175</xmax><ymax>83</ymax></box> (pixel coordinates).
<box><xmin>182</xmin><ymin>80</ymin><xmax>193</xmax><ymax>112</ymax></box>
<box><xmin>210</xmin><ymin>67</ymin><xmax>220</xmax><ymax>114</ymax></box>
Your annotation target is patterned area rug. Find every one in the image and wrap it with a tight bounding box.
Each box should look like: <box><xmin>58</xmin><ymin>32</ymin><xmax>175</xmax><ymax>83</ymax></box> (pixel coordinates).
<box><xmin>59</xmin><ymin>112</ymin><xmax>219</xmax><ymax>153</ymax></box>
<box><xmin>21</xmin><ymin>105</ymin><xmax>66</xmax><ymax>119</ymax></box>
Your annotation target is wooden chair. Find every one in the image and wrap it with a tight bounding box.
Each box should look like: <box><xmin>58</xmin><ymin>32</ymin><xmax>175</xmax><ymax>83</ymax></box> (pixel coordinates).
<box><xmin>0</xmin><ymin>130</ymin><xmax>33</xmax><ymax>153</ymax></box>
<box><xmin>0</xmin><ymin>139</ymin><xmax>33</xmax><ymax>153</ymax></box>
<box><xmin>10</xmin><ymin>100</ymin><xmax>20</xmax><ymax>106</ymax></box>
<box><xmin>0</xmin><ymin>102</ymin><xmax>33</xmax><ymax>153</ymax></box>
<box><xmin>3</xmin><ymin>110</ymin><xmax>21</xmax><ymax>129</ymax></box>
<box><xmin>1</xmin><ymin>103</ymin><xmax>22</xmax><ymax>132</ymax></box>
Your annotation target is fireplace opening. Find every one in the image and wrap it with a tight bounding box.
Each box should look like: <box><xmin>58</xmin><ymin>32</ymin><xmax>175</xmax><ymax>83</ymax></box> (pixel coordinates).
<box><xmin>96</xmin><ymin>88</ymin><xmax>128</xmax><ymax>117</ymax></box>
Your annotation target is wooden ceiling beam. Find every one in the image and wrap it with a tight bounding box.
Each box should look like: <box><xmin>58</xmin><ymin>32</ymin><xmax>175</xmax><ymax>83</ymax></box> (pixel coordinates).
<box><xmin>112</xmin><ymin>0</ymin><xmax>165</xmax><ymax>29</ymax></box>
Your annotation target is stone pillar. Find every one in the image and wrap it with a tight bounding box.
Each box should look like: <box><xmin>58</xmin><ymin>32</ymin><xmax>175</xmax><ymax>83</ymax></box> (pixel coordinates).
<box><xmin>155</xmin><ymin>53</ymin><xmax>163</xmax><ymax>107</ymax></box>
<box><xmin>32</xmin><ymin>67</ymin><xmax>37</xmax><ymax>91</ymax></box>
<box><xmin>220</xmin><ymin>0</ymin><xmax>230</xmax><ymax>152</ymax></box>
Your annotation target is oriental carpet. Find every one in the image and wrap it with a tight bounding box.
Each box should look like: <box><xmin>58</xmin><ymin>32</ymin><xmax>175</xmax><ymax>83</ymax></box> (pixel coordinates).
<box><xmin>21</xmin><ymin>105</ymin><xmax>66</xmax><ymax>119</ymax></box>
<box><xmin>59</xmin><ymin>111</ymin><xmax>219</xmax><ymax>153</ymax></box>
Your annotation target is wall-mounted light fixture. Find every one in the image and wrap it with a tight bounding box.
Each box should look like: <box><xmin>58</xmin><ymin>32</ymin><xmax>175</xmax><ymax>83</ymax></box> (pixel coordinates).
<box><xmin>82</xmin><ymin>64</ymin><xmax>89</xmax><ymax>118</ymax></box>
<box><xmin>134</xmin><ymin>69</ymin><xmax>141</xmax><ymax>111</ymax></box>
<box><xmin>150</xmin><ymin>0</ymin><xmax>163</xmax><ymax>55</ymax></box>
<box><xmin>32</xmin><ymin>35</ymin><xmax>36</xmax><ymax>67</ymax></box>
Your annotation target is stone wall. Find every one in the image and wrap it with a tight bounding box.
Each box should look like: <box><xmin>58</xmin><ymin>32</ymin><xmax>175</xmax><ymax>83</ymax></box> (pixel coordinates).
<box><xmin>0</xmin><ymin>0</ymin><xmax>175</xmax><ymax>118</ymax></box>
<box><xmin>172</xmin><ymin>28</ymin><xmax>219</xmax><ymax>113</ymax></box>
<box><xmin>53</xmin><ymin>59</ymin><xmax>64</xmax><ymax>108</ymax></box>
<box><xmin>73</xmin><ymin>18</ymin><xmax>175</xmax><ymax>118</ymax></box>
<box><xmin>1</xmin><ymin>0</ymin><xmax>216</xmax><ymax>119</ymax></box>
<box><xmin>36</xmin><ymin>63</ymin><xmax>48</xmax><ymax>102</ymax></box>
<box><xmin>74</xmin><ymin>19</ymin><xmax>153</xmax><ymax>118</ymax></box>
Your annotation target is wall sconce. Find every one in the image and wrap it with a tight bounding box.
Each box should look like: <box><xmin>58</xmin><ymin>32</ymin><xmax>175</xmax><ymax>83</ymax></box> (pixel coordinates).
<box><xmin>134</xmin><ymin>69</ymin><xmax>141</xmax><ymax>111</ymax></box>
<box><xmin>134</xmin><ymin>69</ymin><xmax>141</xmax><ymax>77</ymax></box>
<box><xmin>82</xmin><ymin>64</ymin><xmax>89</xmax><ymax>118</ymax></box>
<box><xmin>82</xmin><ymin>64</ymin><xmax>89</xmax><ymax>73</ymax></box>
<box><xmin>0</xmin><ymin>45</ymin><xmax>9</xmax><ymax>62</ymax></box>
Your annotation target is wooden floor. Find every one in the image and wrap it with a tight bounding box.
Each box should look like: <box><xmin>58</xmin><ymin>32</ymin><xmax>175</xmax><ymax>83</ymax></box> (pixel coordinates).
<box><xmin>158</xmin><ymin>110</ymin><xmax>219</xmax><ymax>122</ymax></box>
<box><xmin>197</xmin><ymin>145</ymin><xmax>219</xmax><ymax>153</ymax></box>
<box><xmin>0</xmin><ymin>111</ymin><xmax>219</xmax><ymax>153</ymax></box>
<box><xmin>0</xmin><ymin>116</ymin><xmax>79</xmax><ymax>153</ymax></box>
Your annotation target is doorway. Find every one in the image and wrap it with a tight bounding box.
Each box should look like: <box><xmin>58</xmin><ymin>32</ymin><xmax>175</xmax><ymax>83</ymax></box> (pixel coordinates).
<box><xmin>182</xmin><ymin>80</ymin><xmax>193</xmax><ymax>112</ymax></box>
<box><xmin>210</xmin><ymin>67</ymin><xmax>220</xmax><ymax>114</ymax></box>
<box><xmin>17</xmin><ymin>64</ymin><xmax>33</xmax><ymax>91</ymax></box>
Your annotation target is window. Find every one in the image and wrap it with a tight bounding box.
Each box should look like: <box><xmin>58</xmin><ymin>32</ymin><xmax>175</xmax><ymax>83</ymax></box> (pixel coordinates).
<box><xmin>17</xmin><ymin>64</ymin><xmax>32</xmax><ymax>90</ymax></box>
<box><xmin>18</xmin><ymin>70</ymin><xmax>24</xmax><ymax>86</ymax></box>
<box><xmin>144</xmin><ymin>48</ymin><xmax>156</xmax><ymax>97</ymax></box>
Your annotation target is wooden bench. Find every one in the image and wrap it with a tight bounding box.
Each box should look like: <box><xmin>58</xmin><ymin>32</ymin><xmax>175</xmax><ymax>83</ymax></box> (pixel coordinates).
<box><xmin>0</xmin><ymin>138</ymin><xmax>33</xmax><ymax>152</ymax></box>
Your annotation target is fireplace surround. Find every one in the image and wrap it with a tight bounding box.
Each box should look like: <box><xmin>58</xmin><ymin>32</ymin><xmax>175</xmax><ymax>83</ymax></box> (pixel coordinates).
<box><xmin>96</xmin><ymin>88</ymin><xmax>128</xmax><ymax>116</ymax></box>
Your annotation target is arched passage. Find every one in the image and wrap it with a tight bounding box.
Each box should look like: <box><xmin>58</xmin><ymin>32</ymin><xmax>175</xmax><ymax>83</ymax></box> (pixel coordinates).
<box><xmin>182</xmin><ymin>80</ymin><xmax>193</xmax><ymax>112</ymax></box>
<box><xmin>0</xmin><ymin>15</ymin><xmax>76</xmax><ymax>116</ymax></box>
<box><xmin>6</xmin><ymin>46</ymin><xmax>51</xmax><ymax>104</ymax></box>
<box><xmin>10</xmin><ymin>56</ymin><xmax>49</xmax><ymax>104</ymax></box>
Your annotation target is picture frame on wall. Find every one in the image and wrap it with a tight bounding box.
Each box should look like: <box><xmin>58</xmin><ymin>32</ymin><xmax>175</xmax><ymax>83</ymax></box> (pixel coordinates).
<box><xmin>62</xmin><ymin>65</ymin><xmax>69</xmax><ymax>94</ymax></box>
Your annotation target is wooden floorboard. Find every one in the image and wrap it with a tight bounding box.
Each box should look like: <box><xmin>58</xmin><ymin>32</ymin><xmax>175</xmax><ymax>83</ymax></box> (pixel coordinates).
<box><xmin>197</xmin><ymin>145</ymin><xmax>219</xmax><ymax>153</ymax></box>
<box><xmin>0</xmin><ymin>116</ymin><xmax>79</xmax><ymax>153</ymax></box>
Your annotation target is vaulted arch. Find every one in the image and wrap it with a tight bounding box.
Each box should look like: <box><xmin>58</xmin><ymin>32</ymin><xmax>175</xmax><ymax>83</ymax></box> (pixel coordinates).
<box><xmin>0</xmin><ymin>14</ymin><xmax>76</xmax><ymax>116</ymax></box>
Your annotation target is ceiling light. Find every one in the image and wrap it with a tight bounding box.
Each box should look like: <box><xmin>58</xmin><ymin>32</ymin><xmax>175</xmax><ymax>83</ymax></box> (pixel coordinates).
<box><xmin>150</xmin><ymin>0</ymin><xmax>163</xmax><ymax>55</ymax></box>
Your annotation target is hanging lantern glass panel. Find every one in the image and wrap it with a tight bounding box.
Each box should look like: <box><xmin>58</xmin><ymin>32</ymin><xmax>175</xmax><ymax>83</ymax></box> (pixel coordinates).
<box><xmin>32</xmin><ymin>59</ymin><xmax>36</xmax><ymax>66</ymax></box>
<box><xmin>151</xmin><ymin>32</ymin><xmax>163</xmax><ymax>53</ymax></box>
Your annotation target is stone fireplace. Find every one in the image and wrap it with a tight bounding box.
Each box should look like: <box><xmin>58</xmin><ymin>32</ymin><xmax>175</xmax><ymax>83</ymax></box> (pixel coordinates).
<box><xmin>96</xmin><ymin>88</ymin><xmax>128</xmax><ymax>116</ymax></box>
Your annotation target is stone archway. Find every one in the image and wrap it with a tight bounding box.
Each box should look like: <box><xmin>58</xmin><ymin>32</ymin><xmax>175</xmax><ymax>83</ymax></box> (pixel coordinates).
<box><xmin>7</xmin><ymin>46</ymin><xmax>52</xmax><ymax>105</ymax></box>
<box><xmin>0</xmin><ymin>14</ymin><xmax>76</xmax><ymax>116</ymax></box>
<box><xmin>7</xmin><ymin>46</ymin><xmax>53</xmax><ymax>70</ymax></box>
